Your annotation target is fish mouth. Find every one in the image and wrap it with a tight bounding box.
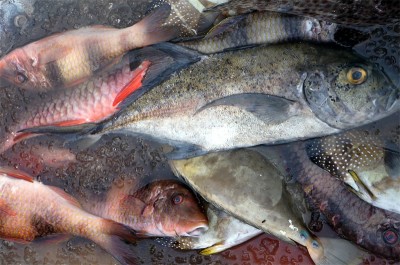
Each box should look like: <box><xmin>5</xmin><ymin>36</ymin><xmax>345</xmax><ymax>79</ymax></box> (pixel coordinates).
<box><xmin>185</xmin><ymin>223</ymin><xmax>209</xmax><ymax>237</ymax></box>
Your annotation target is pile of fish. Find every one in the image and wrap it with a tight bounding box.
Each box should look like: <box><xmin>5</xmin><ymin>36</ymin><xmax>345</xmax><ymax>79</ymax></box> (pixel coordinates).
<box><xmin>0</xmin><ymin>0</ymin><xmax>398</xmax><ymax>264</ymax></box>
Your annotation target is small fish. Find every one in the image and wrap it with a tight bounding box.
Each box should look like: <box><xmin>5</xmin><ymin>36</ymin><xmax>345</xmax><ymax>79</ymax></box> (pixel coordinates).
<box><xmin>82</xmin><ymin>179</ymin><xmax>208</xmax><ymax>238</ymax></box>
<box><xmin>307</xmin><ymin>130</ymin><xmax>400</xmax><ymax>214</ymax></box>
<box><xmin>170</xmin><ymin>203</ymin><xmax>262</xmax><ymax>254</ymax></box>
<box><xmin>170</xmin><ymin>149</ymin><xmax>368</xmax><ymax>265</ymax></box>
<box><xmin>0</xmin><ymin>4</ymin><xmax>176</xmax><ymax>90</ymax></box>
<box><xmin>179</xmin><ymin>11</ymin><xmax>338</xmax><ymax>54</ymax></box>
<box><xmin>28</xmin><ymin>43</ymin><xmax>397</xmax><ymax>159</ymax></box>
<box><xmin>277</xmin><ymin>141</ymin><xmax>400</xmax><ymax>260</ymax></box>
<box><xmin>0</xmin><ymin>167</ymin><xmax>138</xmax><ymax>265</ymax></box>
<box><xmin>1</xmin><ymin>42</ymin><xmax>200</xmax><ymax>154</ymax></box>
<box><xmin>205</xmin><ymin>0</ymin><xmax>400</xmax><ymax>26</ymax></box>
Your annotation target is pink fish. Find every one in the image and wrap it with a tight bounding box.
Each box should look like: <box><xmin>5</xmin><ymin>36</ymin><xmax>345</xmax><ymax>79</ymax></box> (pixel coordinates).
<box><xmin>0</xmin><ymin>4</ymin><xmax>176</xmax><ymax>91</ymax></box>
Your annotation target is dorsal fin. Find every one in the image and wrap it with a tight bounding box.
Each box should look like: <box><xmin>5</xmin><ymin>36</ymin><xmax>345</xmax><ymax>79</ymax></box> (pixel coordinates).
<box><xmin>48</xmin><ymin>186</ymin><xmax>82</xmax><ymax>208</ymax></box>
<box><xmin>0</xmin><ymin>167</ymin><xmax>34</xmax><ymax>182</ymax></box>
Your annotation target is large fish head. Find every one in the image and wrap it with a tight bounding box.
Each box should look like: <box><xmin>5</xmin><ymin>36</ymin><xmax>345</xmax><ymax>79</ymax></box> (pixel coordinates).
<box><xmin>303</xmin><ymin>58</ymin><xmax>399</xmax><ymax>129</ymax></box>
<box><xmin>0</xmin><ymin>47</ymin><xmax>48</xmax><ymax>89</ymax></box>
<box><xmin>149</xmin><ymin>180</ymin><xmax>208</xmax><ymax>237</ymax></box>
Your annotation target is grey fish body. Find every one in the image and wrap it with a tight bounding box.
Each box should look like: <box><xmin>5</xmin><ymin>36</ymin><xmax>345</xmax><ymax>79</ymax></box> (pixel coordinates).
<box><xmin>179</xmin><ymin>11</ymin><xmax>337</xmax><ymax>54</ymax></box>
<box><xmin>93</xmin><ymin>43</ymin><xmax>397</xmax><ymax>158</ymax></box>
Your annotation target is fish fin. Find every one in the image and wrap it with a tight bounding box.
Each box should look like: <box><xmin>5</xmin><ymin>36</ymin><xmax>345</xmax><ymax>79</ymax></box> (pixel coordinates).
<box><xmin>204</xmin><ymin>15</ymin><xmax>246</xmax><ymax>39</ymax></box>
<box><xmin>312</xmin><ymin>236</ymin><xmax>367</xmax><ymax>265</ymax></box>
<box><xmin>347</xmin><ymin>170</ymin><xmax>377</xmax><ymax>200</ymax></box>
<box><xmin>222</xmin><ymin>44</ymin><xmax>260</xmax><ymax>53</ymax></box>
<box><xmin>196</xmin><ymin>93</ymin><xmax>297</xmax><ymax>124</ymax></box>
<box><xmin>0</xmin><ymin>167</ymin><xmax>34</xmax><ymax>182</ymax></box>
<box><xmin>134</xmin><ymin>3</ymin><xmax>178</xmax><ymax>44</ymax></box>
<box><xmin>13</xmin><ymin>131</ymin><xmax>37</xmax><ymax>143</ymax></box>
<box><xmin>18</xmin><ymin>122</ymin><xmax>99</xmax><ymax>135</ymax></box>
<box><xmin>199</xmin><ymin>241</ymin><xmax>226</xmax><ymax>255</ymax></box>
<box><xmin>93</xmin><ymin>219</ymin><xmax>139</xmax><ymax>265</ymax></box>
<box><xmin>33</xmin><ymin>234</ymin><xmax>71</xmax><ymax>245</ymax></box>
<box><xmin>48</xmin><ymin>186</ymin><xmax>82</xmax><ymax>208</ymax></box>
<box><xmin>112</xmin><ymin>60</ymin><xmax>151</xmax><ymax>107</ymax></box>
<box><xmin>117</xmin><ymin>43</ymin><xmax>201</xmax><ymax>110</ymax></box>
<box><xmin>0</xmin><ymin>198</ymin><xmax>17</xmax><ymax>216</ymax></box>
<box><xmin>163</xmin><ymin>142</ymin><xmax>207</xmax><ymax>160</ymax></box>
<box><xmin>141</xmin><ymin>205</ymin><xmax>154</xmax><ymax>217</ymax></box>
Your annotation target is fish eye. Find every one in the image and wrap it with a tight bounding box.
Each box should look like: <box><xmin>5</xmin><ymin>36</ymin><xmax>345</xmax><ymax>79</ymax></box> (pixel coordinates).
<box><xmin>311</xmin><ymin>240</ymin><xmax>320</xmax><ymax>249</ymax></box>
<box><xmin>300</xmin><ymin>230</ymin><xmax>309</xmax><ymax>240</ymax></box>
<box><xmin>16</xmin><ymin>72</ymin><xmax>27</xmax><ymax>84</ymax></box>
<box><xmin>346</xmin><ymin>67</ymin><xmax>367</xmax><ymax>85</ymax></box>
<box><xmin>172</xmin><ymin>194</ymin><xmax>184</xmax><ymax>205</ymax></box>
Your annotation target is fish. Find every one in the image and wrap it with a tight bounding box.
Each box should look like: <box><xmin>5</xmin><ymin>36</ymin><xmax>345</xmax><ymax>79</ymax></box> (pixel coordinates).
<box><xmin>307</xmin><ymin>130</ymin><xmax>400</xmax><ymax>214</ymax></box>
<box><xmin>178</xmin><ymin>11</ymin><xmax>338</xmax><ymax>54</ymax></box>
<box><xmin>0</xmin><ymin>3</ymin><xmax>177</xmax><ymax>91</ymax></box>
<box><xmin>25</xmin><ymin>43</ymin><xmax>399</xmax><ymax>159</ymax></box>
<box><xmin>167</xmin><ymin>203</ymin><xmax>262</xmax><ymax>254</ymax></box>
<box><xmin>169</xmin><ymin>148</ymin><xmax>368</xmax><ymax>265</ymax></box>
<box><xmin>0</xmin><ymin>42</ymin><xmax>200</xmax><ymax>154</ymax></box>
<box><xmin>0</xmin><ymin>167</ymin><xmax>139</xmax><ymax>265</ymax></box>
<box><xmin>81</xmin><ymin>178</ymin><xmax>209</xmax><ymax>238</ymax></box>
<box><xmin>273</xmin><ymin>141</ymin><xmax>400</xmax><ymax>260</ymax></box>
<box><xmin>204</xmin><ymin>0</ymin><xmax>400</xmax><ymax>26</ymax></box>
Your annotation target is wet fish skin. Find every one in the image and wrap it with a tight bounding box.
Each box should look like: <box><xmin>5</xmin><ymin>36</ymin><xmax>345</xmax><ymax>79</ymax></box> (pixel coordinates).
<box><xmin>90</xmin><ymin>43</ymin><xmax>397</xmax><ymax>158</ymax></box>
<box><xmin>205</xmin><ymin>0</ymin><xmax>400</xmax><ymax>26</ymax></box>
<box><xmin>307</xmin><ymin>130</ymin><xmax>400</xmax><ymax>214</ymax></box>
<box><xmin>83</xmin><ymin>179</ymin><xmax>208</xmax><ymax>238</ymax></box>
<box><xmin>171</xmin><ymin>203</ymin><xmax>262</xmax><ymax>254</ymax></box>
<box><xmin>0</xmin><ymin>167</ymin><xmax>139</xmax><ymax>265</ymax></box>
<box><xmin>281</xmin><ymin>141</ymin><xmax>400</xmax><ymax>260</ymax></box>
<box><xmin>0</xmin><ymin>4</ymin><xmax>176</xmax><ymax>91</ymax></box>
<box><xmin>170</xmin><ymin>149</ymin><xmax>368</xmax><ymax>264</ymax></box>
<box><xmin>179</xmin><ymin>11</ymin><xmax>337</xmax><ymax>54</ymax></box>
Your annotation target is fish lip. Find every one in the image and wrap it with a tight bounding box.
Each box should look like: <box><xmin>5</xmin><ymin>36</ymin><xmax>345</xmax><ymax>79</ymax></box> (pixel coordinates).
<box><xmin>184</xmin><ymin>223</ymin><xmax>209</xmax><ymax>237</ymax></box>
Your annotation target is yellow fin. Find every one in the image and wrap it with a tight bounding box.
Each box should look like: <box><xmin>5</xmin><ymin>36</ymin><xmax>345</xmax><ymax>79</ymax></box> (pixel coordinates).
<box><xmin>348</xmin><ymin>170</ymin><xmax>377</xmax><ymax>200</ymax></box>
<box><xmin>199</xmin><ymin>242</ymin><xmax>226</xmax><ymax>255</ymax></box>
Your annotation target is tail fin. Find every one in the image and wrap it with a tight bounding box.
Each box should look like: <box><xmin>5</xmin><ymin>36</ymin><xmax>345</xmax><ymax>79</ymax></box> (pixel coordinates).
<box><xmin>91</xmin><ymin>219</ymin><xmax>139</xmax><ymax>265</ymax></box>
<box><xmin>312</xmin><ymin>236</ymin><xmax>368</xmax><ymax>265</ymax></box>
<box><xmin>129</xmin><ymin>3</ymin><xmax>178</xmax><ymax>46</ymax></box>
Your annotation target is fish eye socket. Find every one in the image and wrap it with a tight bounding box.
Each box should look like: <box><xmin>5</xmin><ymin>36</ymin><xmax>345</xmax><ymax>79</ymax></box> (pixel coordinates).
<box><xmin>16</xmin><ymin>72</ymin><xmax>27</xmax><ymax>84</ymax></box>
<box><xmin>346</xmin><ymin>67</ymin><xmax>367</xmax><ymax>85</ymax></box>
<box><xmin>172</xmin><ymin>194</ymin><xmax>184</xmax><ymax>205</ymax></box>
<box><xmin>312</xmin><ymin>240</ymin><xmax>320</xmax><ymax>249</ymax></box>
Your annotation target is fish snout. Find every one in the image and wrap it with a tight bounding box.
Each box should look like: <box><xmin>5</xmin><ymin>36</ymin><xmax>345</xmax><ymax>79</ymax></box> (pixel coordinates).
<box><xmin>186</xmin><ymin>223</ymin><xmax>209</xmax><ymax>237</ymax></box>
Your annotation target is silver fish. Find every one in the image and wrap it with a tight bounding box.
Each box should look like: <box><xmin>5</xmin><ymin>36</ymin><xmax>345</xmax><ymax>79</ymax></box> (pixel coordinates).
<box><xmin>23</xmin><ymin>43</ymin><xmax>399</xmax><ymax>159</ymax></box>
<box><xmin>170</xmin><ymin>148</ymin><xmax>369</xmax><ymax>265</ymax></box>
<box><xmin>170</xmin><ymin>203</ymin><xmax>262</xmax><ymax>254</ymax></box>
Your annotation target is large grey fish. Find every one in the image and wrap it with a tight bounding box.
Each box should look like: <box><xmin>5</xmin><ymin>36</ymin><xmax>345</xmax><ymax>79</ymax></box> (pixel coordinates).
<box><xmin>272</xmin><ymin>141</ymin><xmax>400</xmax><ymax>260</ymax></box>
<box><xmin>170</xmin><ymin>149</ymin><xmax>369</xmax><ymax>265</ymax></box>
<box><xmin>22</xmin><ymin>43</ymin><xmax>399</xmax><ymax>159</ymax></box>
<box><xmin>179</xmin><ymin>11</ymin><xmax>338</xmax><ymax>54</ymax></box>
<box><xmin>205</xmin><ymin>0</ymin><xmax>400</xmax><ymax>26</ymax></box>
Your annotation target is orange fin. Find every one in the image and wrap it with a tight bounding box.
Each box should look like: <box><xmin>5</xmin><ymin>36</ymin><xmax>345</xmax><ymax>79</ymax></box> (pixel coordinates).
<box><xmin>0</xmin><ymin>198</ymin><xmax>17</xmax><ymax>216</ymax></box>
<box><xmin>0</xmin><ymin>167</ymin><xmax>34</xmax><ymax>182</ymax></box>
<box><xmin>112</xmin><ymin>60</ymin><xmax>151</xmax><ymax>107</ymax></box>
<box><xmin>48</xmin><ymin>186</ymin><xmax>82</xmax><ymax>208</ymax></box>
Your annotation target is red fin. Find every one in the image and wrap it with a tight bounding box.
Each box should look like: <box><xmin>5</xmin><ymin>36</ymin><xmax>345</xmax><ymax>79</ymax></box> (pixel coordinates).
<box><xmin>52</xmin><ymin>119</ymin><xmax>88</xmax><ymax>126</ymax></box>
<box><xmin>0</xmin><ymin>167</ymin><xmax>34</xmax><ymax>182</ymax></box>
<box><xmin>112</xmin><ymin>60</ymin><xmax>151</xmax><ymax>107</ymax></box>
<box><xmin>48</xmin><ymin>186</ymin><xmax>82</xmax><ymax>208</ymax></box>
<box><xmin>0</xmin><ymin>198</ymin><xmax>17</xmax><ymax>216</ymax></box>
<box><xmin>13</xmin><ymin>132</ymin><xmax>35</xmax><ymax>142</ymax></box>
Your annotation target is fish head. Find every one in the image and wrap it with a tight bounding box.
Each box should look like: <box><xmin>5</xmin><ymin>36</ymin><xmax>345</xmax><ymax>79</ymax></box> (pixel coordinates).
<box><xmin>148</xmin><ymin>180</ymin><xmax>208</xmax><ymax>237</ymax></box>
<box><xmin>0</xmin><ymin>48</ymin><xmax>49</xmax><ymax>89</ymax></box>
<box><xmin>303</xmin><ymin>58</ymin><xmax>399</xmax><ymax>129</ymax></box>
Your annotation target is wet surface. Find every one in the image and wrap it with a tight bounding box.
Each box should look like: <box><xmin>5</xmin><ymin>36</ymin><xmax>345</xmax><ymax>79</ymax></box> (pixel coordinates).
<box><xmin>0</xmin><ymin>0</ymin><xmax>398</xmax><ymax>264</ymax></box>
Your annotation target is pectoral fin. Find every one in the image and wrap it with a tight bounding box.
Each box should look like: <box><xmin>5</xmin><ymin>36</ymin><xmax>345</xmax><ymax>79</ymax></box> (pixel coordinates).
<box><xmin>196</xmin><ymin>93</ymin><xmax>298</xmax><ymax>124</ymax></box>
<box><xmin>204</xmin><ymin>15</ymin><xmax>246</xmax><ymax>38</ymax></box>
<box><xmin>347</xmin><ymin>170</ymin><xmax>377</xmax><ymax>200</ymax></box>
<box><xmin>120</xmin><ymin>195</ymin><xmax>147</xmax><ymax>216</ymax></box>
<box><xmin>199</xmin><ymin>242</ymin><xmax>226</xmax><ymax>255</ymax></box>
<box><xmin>17</xmin><ymin>122</ymin><xmax>99</xmax><ymax>135</ymax></box>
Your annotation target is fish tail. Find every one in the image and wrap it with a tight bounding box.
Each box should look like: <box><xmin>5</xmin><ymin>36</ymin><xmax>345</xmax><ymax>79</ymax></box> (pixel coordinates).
<box><xmin>310</xmin><ymin>236</ymin><xmax>367</xmax><ymax>265</ymax></box>
<box><xmin>127</xmin><ymin>3</ymin><xmax>178</xmax><ymax>47</ymax></box>
<box><xmin>90</xmin><ymin>219</ymin><xmax>139</xmax><ymax>265</ymax></box>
